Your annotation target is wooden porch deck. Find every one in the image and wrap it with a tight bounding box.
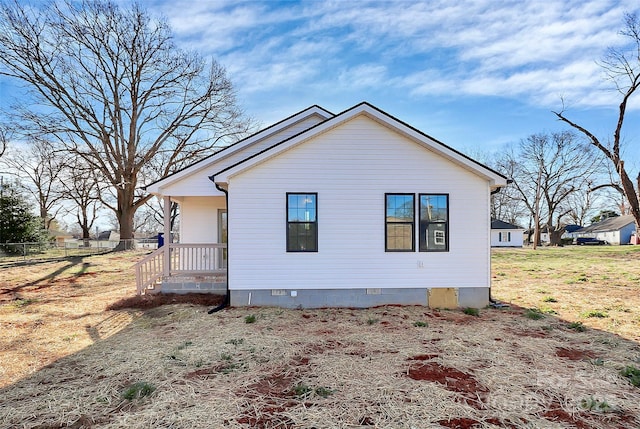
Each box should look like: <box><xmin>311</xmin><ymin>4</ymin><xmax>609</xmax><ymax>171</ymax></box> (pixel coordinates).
<box><xmin>134</xmin><ymin>243</ymin><xmax>227</xmax><ymax>295</ymax></box>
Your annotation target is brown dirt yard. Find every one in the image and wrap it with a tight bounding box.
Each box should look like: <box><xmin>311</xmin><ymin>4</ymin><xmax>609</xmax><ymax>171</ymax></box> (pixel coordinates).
<box><xmin>1</xmin><ymin>247</ymin><xmax>639</xmax><ymax>428</ymax></box>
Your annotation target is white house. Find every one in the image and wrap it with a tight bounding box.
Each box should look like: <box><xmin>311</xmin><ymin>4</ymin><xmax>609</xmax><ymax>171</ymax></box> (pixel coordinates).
<box><xmin>491</xmin><ymin>219</ymin><xmax>524</xmax><ymax>247</ymax></box>
<box><xmin>139</xmin><ymin>102</ymin><xmax>507</xmax><ymax>308</ymax></box>
<box><xmin>575</xmin><ymin>215</ymin><xmax>636</xmax><ymax>245</ymax></box>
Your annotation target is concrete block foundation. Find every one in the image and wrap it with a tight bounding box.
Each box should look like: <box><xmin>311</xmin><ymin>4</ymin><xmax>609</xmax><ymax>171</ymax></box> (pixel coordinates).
<box><xmin>229</xmin><ymin>287</ymin><xmax>490</xmax><ymax>309</ymax></box>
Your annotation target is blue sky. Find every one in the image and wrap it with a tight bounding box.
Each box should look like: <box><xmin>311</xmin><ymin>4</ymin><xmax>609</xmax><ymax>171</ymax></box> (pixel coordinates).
<box><xmin>1</xmin><ymin>0</ymin><xmax>639</xmax><ymax>165</ymax></box>
<box><xmin>141</xmin><ymin>0</ymin><xmax>640</xmax><ymax>165</ymax></box>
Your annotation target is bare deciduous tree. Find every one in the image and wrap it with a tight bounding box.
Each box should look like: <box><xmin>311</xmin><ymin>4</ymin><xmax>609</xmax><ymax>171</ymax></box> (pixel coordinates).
<box><xmin>489</xmin><ymin>156</ymin><xmax>528</xmax><ymax>226</ymax></box>
<box><xmin>59</xmin><ymin>159</ymin><xmax>104</xmax><ymax>245</ymax></box>
<box><xmin>554</xmin><ymin>12</ymin><xmax>640</xmax><ymax>232</ymax></box>
<box><xmin>0</xmin><ymin>139</ymin><xmax>66</xmax><ymax>230</ymax></box>
<box><xmin>503</xmin><ymin>131</ymin><xmax>601</xmax><ymax>246</ymax></box>
<box><xmin>0</xmin><ymin>0</ymin><xmax>251</xmax><ymax>249</ymax></box>
<box><xmin>0</xmin><ymin>125</ymin><xmax>7</xmax><ymax>159</ymax></box>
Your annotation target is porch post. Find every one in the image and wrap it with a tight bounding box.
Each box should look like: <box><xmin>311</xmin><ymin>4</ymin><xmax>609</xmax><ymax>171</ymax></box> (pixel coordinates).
<box><xmin>163</xmin><ymin>196</ymin><xmax>171</xmax><ymax>277</ymax></box>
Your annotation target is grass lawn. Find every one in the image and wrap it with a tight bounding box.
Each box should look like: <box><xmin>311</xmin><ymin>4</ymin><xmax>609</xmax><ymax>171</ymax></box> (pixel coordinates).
<box><xmin>0</xmin><ymin>247</ymin><xmax>639</xmax><ymax>428</ymax></box>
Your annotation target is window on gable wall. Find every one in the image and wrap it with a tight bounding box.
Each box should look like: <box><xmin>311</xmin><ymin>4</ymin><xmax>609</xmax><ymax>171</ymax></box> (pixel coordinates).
<box><xmin>419</xmin><ymin>194</ymin><xmax>449</xmax><ymax>252</ymax></box>
<box><xmin>385</xmin><ymin>194</ymin><xmax>415</xmax><ymax>251</ymax></box>
<box><xmin>286</xmin><ymin>193</ymin><xmax>318</xmax><ymax>252</ymax></box>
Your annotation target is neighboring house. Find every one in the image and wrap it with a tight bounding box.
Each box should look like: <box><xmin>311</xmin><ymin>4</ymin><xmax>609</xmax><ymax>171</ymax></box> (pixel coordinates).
<box><xmin>523</xmin><ymin>226</ymin><xmax>551</xmax><ymax>245</ymax></box>
<box><xmin>562</xmin><ymin>224</ymin><xmax>582</xmax><ymax>241</ymax></box>
<box><xmin>49</xmin><ymin>230</ymin><xmax>74</xmax><ymax>247</ymax></box>
<box><xmin>490</xmin><ymin>219</ymin><xmax>524</xmax><ymax>247</ymax></box>
<box><xmin>97</xmin><ymin>230</ymin><xmax>120</xmax><ymax>241</ymax></box>
<box><xmin>140</xmin><ymin>102</ymin><xmax>507</xmax><ymax>308</ymax></box>
<box><xmin>575</xmin><ymin>215</ymin><xmax>636</xmax><ymax>245</ymax></box>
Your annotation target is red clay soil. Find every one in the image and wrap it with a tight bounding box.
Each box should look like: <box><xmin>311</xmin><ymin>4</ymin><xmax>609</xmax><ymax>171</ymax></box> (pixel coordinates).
<box><xmin>437</xmin><ymin>417</ymin><xmax>517</xmax><ymax>429</ymax></box>
<box><xmin>407</xmin><ymin>354</ymin><xmax>439</xmax><ymax>361</ymax></box>
<box><xmin>404</xmin><ymin>361</ymin><xmax>488</xmax><ymax>408</ymax></box>
<box><xmin>106</xmin><ymin>293</ymin><xmax>224</xmax><ymax>310</ymax></box>
<box><xmin>555</xmin><ymin>347</ymin><xmax>597</xmax><ymax>361</ymax></box>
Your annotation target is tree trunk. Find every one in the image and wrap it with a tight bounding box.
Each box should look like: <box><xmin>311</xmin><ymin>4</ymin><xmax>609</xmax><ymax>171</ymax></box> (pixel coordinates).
<box><xmin>620</xmin><ymin>168</ymin><xmax>640</xmax><ymax>232</ymax></box>
<box><xmin>116</xmin><ymin>202</ymin><xmax>136</xmax><ymax>251</ymax></box>
<box><xmin>549</xmin><ymin>228</ymin><xmax>564</xmax><ymax>246</ymax></box>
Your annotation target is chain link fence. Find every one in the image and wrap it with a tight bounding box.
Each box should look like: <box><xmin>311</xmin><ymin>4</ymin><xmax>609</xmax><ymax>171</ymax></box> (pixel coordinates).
<box><xmin>0</xmin><ymin>239</ymin><xmax>154</xmax><ymax>265</ymax></box>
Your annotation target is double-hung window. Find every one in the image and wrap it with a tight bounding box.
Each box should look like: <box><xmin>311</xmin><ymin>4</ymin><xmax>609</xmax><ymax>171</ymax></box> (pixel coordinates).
<box><xmin>419</xmin><ymin>194</ymin><xmax>449</xmax><ymax>252</ymax></box>
<box><xmin>498</xmin><ymin>232</ymin><xmax>511</xmax><ymax>242</ymax></box>
<box><xmin>286</xmin><ymin>193</ymin><xmax>318</xmax><ymax>252</ymax></box>
<box><xmin>385</xmin><ymin>194</ymin><xmax>415</xmax><ymax>251</ymax></box>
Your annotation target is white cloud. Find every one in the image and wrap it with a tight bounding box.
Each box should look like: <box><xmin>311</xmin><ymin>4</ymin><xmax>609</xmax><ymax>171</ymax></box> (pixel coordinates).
<box><xmin>150</xmin><ymin>0</ymin><xmax>640</xmax><ymax>110</ymax></box>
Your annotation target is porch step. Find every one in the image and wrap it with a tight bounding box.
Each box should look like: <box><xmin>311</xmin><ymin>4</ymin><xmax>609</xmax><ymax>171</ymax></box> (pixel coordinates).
<box><xmin>144</xmin><ymin>281</ymin><xmax>162</xmax><ymax>295</ymax></box>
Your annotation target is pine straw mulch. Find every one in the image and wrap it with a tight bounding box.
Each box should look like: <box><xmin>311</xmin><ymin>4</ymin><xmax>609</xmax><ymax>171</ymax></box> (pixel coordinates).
<box><xmin>1</xmin><ymin>304</ymin><xmax>639</xmax><ymax>429</ymax></box>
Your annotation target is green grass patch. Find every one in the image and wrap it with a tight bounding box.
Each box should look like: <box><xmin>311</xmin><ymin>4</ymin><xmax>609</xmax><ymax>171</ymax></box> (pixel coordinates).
<box><xmin>413</xmin><ymin>321</ymin><xmax>428</xmax><ymax>327</ymax></box>
<box><xmin>567</xmin><ymin>321</ymin><xmax>586</xmax><ymax>332</ymax></box>
<box><xmin>620</xmin><ymin>365</ymin><xmax>640</xmax><ymax>387</ymax></box>
<box><xmin>580</xmin><ymin>396</ymin><xmax>612</xmax><ymax>412</ymax></box>
<box><xmin>293</xmin><ymin>383</ymin><xmax>333</xmax><ymax>398</ymax></box>
<box><xmin>122</xmin><ymin>381</ymin><xmax>155</xmax><ymax>401</ymax></box>
<box><xmin>9</xmin><ymin>298</ymin><xmax>37</xmax><ymax>308</ymax></box>
<box><xmin>581</xmin><ymin>310</ymin><xmax>608</xmax><ymax>319</ymax></box>
<box><xmin>244</xmin><ymin>315</ymin><xmax>257</xmax><ymax>324</ymax></box>
<box><xmin>542</xmin><ymin>296</ymin><xmax>557</xmax><ymax>303</ymax></box>
<box><xmin>225</xmin><ymin>338</ymin><xmax>244</xmax><ymax>346</ymax></box>
<box><xmin>463</xmin><ymin>307</ymin><xmax>479</xmax><ymax>317</ymax></box>
<box><xmin>524</xmin><ymin>308</ymin><xmax>545</xmax><ymax>320</ymax></box>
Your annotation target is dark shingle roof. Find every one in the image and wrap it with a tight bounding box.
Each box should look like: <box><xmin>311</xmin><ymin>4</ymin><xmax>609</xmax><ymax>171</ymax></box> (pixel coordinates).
<box><xmin>491</xmin><ymin>219</ymin><xmax>523</xmax><ymax>230</ymax></box>
<box><xmin>578</xmin><ymin>215</ymin><xmax>636</xmax><ymax>233</ymax></box>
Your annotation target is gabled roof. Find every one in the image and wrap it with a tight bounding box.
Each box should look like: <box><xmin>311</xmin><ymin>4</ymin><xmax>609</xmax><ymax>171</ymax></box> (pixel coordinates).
<box><xmin>578</xmin><ymin>215</ymin><xmax>636</xmax><ymax>233</ymax></box>
<box><xmin>145</xmin><ymin>105</ymin><xmax>334</xmax><ymax>193</ymax></box>
<box><xmin>491</xmin><ymin>219</ymin><xmax>523</xmax><ymax>230</ymax></box>
<box><xmin>211</xmin><ymin>102</ymin><xmax>508</xmax><ymax>188</ymax></box>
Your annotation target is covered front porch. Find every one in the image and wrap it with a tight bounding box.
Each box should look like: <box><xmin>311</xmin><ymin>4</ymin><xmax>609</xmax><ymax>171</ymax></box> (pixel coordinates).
<box><xmin>134</xmin><ymin>196</ymin><xmax>228</xmax><ymax>295</ymax></box>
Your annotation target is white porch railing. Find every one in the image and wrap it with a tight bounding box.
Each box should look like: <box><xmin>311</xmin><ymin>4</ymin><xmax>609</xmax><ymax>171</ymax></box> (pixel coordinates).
<box><xmin>134</xmin><ymin>243</ymin><xmax>227</xmax><ymax>295</ymax></box>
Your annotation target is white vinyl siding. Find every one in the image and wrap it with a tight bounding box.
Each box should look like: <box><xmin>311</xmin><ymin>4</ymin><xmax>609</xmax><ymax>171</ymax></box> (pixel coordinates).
<box><xmin>158</xmin><ymin>115</ymin><xmax>327</xmax><ymax>197</ymax></box>
<box><xmin>491</xmin><ymin>229</ymin><xmax>524</xmax><ymax>247</ymax></box>
<box><xmin>179</xmin><ymin>196</ymin><xmax>226</xmax><ymax>243</ymax></box>
<box><xmin>227</xmin><ymin>115</ymin><xmax>491</xmax><ymax>291</ymax></box>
